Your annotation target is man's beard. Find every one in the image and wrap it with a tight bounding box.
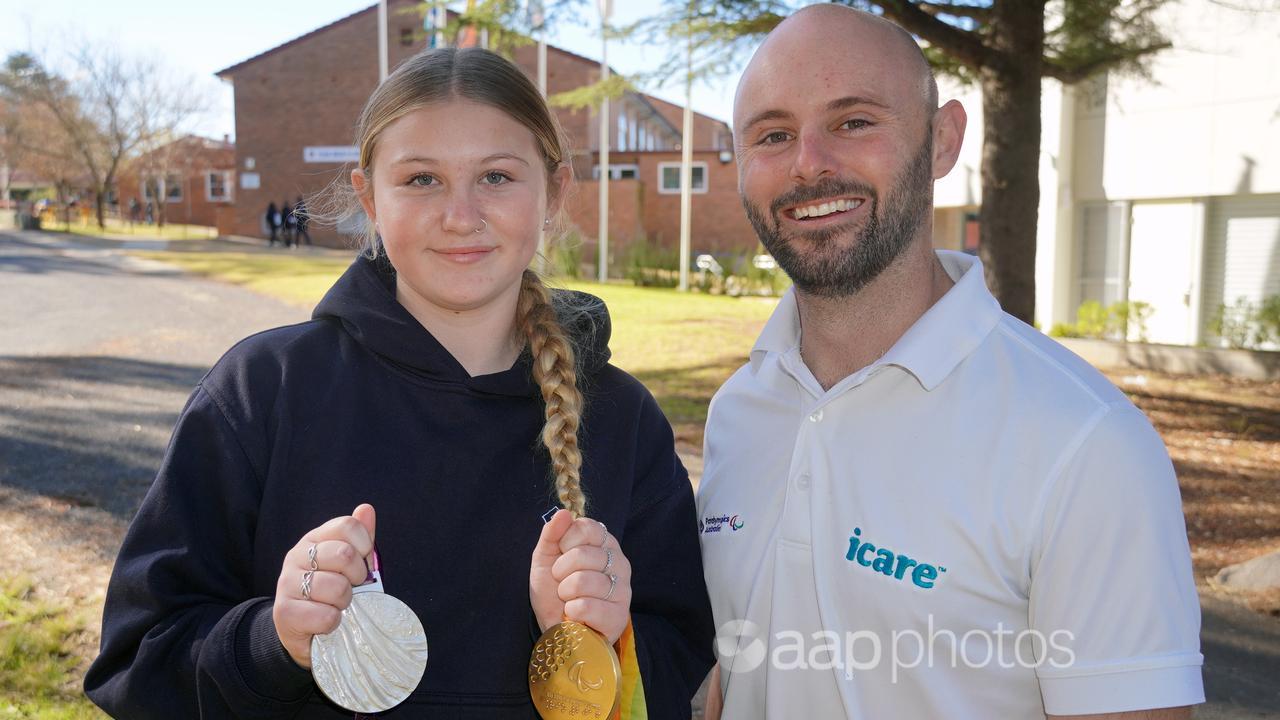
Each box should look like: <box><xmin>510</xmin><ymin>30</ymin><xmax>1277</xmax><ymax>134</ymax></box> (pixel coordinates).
<box><xmin>744</xmin><ymin>134</ymin><xmax>935</xmax><ymax>298</ymax></box>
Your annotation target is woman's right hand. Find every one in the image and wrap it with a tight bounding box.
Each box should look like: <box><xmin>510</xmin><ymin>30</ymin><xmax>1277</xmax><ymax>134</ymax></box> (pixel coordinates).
<box><xmin>272</xmin><ymin>504</ymin><xmax>376</xmax><ymax>668</ymax></box>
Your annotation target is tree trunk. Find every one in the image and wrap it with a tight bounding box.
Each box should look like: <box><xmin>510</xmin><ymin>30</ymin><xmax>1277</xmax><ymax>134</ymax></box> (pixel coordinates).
<box><xmin>977</xmin><ymin>0</ymin><xmax>1046</xmax><ymax>325</ymax></box>
<box><xmin>95</xmin><ymin>187</ymin><xmax>107</xmax><ymax>229</ymax></box>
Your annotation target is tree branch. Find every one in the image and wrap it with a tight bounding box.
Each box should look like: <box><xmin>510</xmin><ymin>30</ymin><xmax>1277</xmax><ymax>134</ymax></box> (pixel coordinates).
<box><xmin>871</xmin><ymin>0</ymin><xmax>995</xmax><ymax>70</ymax></box>
<box><xmin>919</xmin><ymin>1</ymin><xmax>991</xmax><ymax>21</ymax></box>
<box><xmin>1042</xmin><ymin>40</ymin><xmax>1172</xmax><ymax>83</ymax></box>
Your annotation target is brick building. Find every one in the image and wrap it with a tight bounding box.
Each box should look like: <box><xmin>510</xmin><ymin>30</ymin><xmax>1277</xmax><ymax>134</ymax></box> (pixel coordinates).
<box><xmin>215</xmin><ymin>1</ymin><xmax>759</xmax><ymax>262</ymax></box>
<box><xmin>115</xmin><ymin>135</ymin><xmax>236</xmax><ymax>230</ymax></box>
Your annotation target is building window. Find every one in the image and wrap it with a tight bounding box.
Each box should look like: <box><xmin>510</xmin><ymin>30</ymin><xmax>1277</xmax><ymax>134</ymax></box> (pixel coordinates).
<box><xmin>658</xmin><ymin>161</ymin><xmax>707</xmax><ymax>194</ymax></box>
<box><xmin>1076</xmin><ymin>202</ymin><xmax>1129</xmax><ymax>309</ymax></box>
<box><xmin>143</xmin><ymin>174</ymin><xmax>183</xmax><ymax>203</ymax></box>
<box><xmin>593</xmin><ymin>164</ymin><xmax>638</xmax><ymax>180</ymax></box>
<box><xmin>206</xmin><ymin>171</ymin><xmax>233</xmax><ymax>202</ymax></box>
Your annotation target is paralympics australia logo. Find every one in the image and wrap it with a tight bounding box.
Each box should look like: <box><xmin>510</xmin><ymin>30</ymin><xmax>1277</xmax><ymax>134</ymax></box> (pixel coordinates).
<box><xmin>701</xmin><ymin>513</ymin><xmax>745</xmax><ymax>535</ymax></box>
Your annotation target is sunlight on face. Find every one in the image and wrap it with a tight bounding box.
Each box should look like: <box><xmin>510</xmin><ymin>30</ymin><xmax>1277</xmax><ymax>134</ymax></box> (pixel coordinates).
<box><xmin>358</xmin><ymin>99</ymin><xmax>558</xmax><ymax>316</ymax></box>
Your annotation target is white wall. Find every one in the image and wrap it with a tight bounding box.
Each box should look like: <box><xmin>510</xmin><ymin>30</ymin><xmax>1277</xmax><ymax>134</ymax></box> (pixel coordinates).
<box><xmin>933</xmin><ymin>1</ymin><xmax>1280</xmax><ymax>336</ymax></box>
<box><xmin>1075</xmin><ymin>2</ymin><xmax>1280</xmax><ymax>201</ymax></box>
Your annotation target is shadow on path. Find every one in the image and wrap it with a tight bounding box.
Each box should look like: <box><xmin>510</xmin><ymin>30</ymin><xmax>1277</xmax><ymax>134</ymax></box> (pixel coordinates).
<box><xmin>0</xmin><ymin>355</ymin><xmax>207</xmax><ymax>519</ymax></box>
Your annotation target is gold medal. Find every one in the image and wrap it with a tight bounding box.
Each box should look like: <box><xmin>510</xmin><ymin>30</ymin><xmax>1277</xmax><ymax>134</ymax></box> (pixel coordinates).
<box><xmin>311</xmin><ymin>550</ymin><xmax>428</xmax><ymax>713</ymax></box>
<box><xmin>529</xmin><ymin>620</ymin><xmax>621</xmax><ymax>720</ymax></box>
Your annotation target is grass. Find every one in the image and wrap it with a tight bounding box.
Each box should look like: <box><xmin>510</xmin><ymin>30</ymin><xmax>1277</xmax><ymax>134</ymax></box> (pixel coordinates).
<box><xmin>132</xmin><ymin>251</ymin><xmax>351</xmax><ymax>307</ymax></box>
<box><xmin>45</xmin><ymin>215</ymin><xmax>217</xmax><ymax>241</ymax></box>
<box><xmin>0</xmin><ymin>576</ymin><xmax>102</xmax><ymax>719</ymax></box>
<box><xmin>125</xmin><ymin>250</ymin><xmax>778</xmax><ymax>446</ymax></box>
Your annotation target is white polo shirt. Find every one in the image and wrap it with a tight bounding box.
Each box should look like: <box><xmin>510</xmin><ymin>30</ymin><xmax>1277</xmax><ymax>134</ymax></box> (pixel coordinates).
<box><xmin>698</xmin><ymin>250</ymin><xmax>1204</xmax><ymax>719</ymax></box>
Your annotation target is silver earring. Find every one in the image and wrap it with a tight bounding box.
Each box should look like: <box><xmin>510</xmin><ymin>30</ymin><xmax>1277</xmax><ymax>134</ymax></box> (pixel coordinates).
<box><xmin>544</xmin><ymin>217</ymin><xmax>550</xmax><ymax>227</ymax></box>
<box><xmin>474</xmin><ymin>218</ymin><xmax>488</xmax><ymax>234</ymax></box>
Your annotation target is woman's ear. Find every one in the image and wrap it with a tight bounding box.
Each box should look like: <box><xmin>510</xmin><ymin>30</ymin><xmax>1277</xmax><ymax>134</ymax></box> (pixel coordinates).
<box><xmin>351</xmin><ymin>168</ymin><xmax>376</xmax><ymax>225</ymax></box>
<box><xmin>546</xmin><ymin>164</ymin><xmax>573</xmax><ymax>219</ymax></box>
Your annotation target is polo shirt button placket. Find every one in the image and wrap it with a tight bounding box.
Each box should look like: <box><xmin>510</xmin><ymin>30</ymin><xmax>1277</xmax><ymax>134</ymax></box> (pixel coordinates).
<box><xmin>796</xmin><ymin>474</ymin><xmax>811</xmax><ymax>491</ymax></box>
<box><xmin>808</xmin><ymin>409</ymin><xmax>824</xmax><ymax>423</ymax></box>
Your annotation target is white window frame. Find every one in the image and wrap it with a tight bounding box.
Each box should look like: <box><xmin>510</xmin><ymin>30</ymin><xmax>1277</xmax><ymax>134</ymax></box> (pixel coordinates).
<box><xmin>206</xmin><ymin>170</ymin><xmax>233</xmax><ymax>202</ymax></box>
<box><xmin>145</xmin><ymin>173</ymin><xmax>184</xmax><ymax>203</ymax></box>
<box><xmin>592</xmin><ymin>163</ymin><xmax>639</xmax><ymax>181</ymax></box>
<box><xmin>657</xmin><ymin>161</ymin><xmax>708</xmax><ymax>194</ymax></box>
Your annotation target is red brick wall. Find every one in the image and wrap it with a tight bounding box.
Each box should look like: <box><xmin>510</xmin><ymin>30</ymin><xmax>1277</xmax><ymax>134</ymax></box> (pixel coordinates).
<box><xmin>116</xmin><ymin>138</ymin><xmax>235</xmax><ymax>227</ymax></box>
<box><xmin>219</xmin><ymin>2</ymin><xmax>749</xmax><ymax>256</ymax></box>
<box><xmin>223</xmin><ymin>5</ymin><xmax>389</xmax><ymax>245</ymax></box>
<box><xmin>567</xmin><ymin>151</ymin><xmax>759</xmax><ymax>264</ymax></box>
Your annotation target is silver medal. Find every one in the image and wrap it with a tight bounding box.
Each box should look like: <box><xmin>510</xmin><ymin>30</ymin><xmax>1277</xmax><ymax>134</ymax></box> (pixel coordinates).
<box><xmin>310</xmin><ymin>554</ymin><xmax>428</xmax><ymax>713</ymax></box>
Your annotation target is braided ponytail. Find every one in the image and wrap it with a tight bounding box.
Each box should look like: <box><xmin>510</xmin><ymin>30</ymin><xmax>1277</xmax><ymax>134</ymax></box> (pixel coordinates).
<box><xmin>516</xmin><ymin>270</ymin><xmax>587</xmax><ymax>518</ymax></box>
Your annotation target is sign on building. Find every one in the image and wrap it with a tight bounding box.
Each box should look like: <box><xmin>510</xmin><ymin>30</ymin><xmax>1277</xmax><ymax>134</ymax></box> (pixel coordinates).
<box><xmin>304</xmin><ymin>146</ymin><xmax>360</xmax><ymax>164</ymax></box>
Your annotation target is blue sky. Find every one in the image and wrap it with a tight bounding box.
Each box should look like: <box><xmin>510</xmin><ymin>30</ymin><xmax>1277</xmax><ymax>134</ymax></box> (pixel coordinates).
<box><xmin>0</xmin><ymin>0</ymin><xmax>752</xmax><ymax>141</ymax></box>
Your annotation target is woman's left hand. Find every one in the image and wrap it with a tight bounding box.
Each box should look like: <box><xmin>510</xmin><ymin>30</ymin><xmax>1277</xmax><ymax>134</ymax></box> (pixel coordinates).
<box><xmin>530</xmin><ymin>509</ymin><xmax>633</xmax><ymax>644</ymax></box>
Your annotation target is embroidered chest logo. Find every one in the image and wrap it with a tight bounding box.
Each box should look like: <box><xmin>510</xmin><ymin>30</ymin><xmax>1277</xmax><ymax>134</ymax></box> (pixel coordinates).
<box><xmin>701</xmin><ymin>514</ymin><xmax>745</xmax><ymax>534</ymax></box>
<box><xmin>844</xmin><ymin>527</ymin><xmax>947</xmax><ymax>589</ymax></box>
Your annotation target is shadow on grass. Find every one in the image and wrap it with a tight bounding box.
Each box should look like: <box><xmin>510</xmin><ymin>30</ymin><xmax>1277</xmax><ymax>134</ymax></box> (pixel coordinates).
<box><xmin>631</xmin><ymin>356</ymin><xmax>751</xmax><ymax>445</ymax></box>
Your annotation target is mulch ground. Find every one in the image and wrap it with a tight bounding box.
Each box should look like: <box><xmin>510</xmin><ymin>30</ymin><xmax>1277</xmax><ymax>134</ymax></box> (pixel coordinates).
<box><xmin>1104</xmin><ymin>369</ymin><xmax>1280</xmax><ymax>616</ymax></box>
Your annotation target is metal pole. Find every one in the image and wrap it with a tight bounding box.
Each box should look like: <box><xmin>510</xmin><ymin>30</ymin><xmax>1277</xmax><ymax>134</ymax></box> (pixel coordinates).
<box><xmin>597</xmin><ymin>13</ymin><xmax>610</xmax><ymax>282</ymax></box>
<box><xmin>678</xmin><ymin>18</ymin><xmax>693</xmax><ymax>292</ymax></box>
<box><xmin>378</xmin><ymin>0</ymin><xmax>388</xmax><ymax>82</ymax></box>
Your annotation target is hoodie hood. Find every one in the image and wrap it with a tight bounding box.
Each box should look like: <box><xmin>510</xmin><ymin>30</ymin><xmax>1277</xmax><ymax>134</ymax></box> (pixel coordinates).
<box><xmin>312</xmin><ymin>254</ymin><xmax>611</xmax><ymax>396</ymax></box>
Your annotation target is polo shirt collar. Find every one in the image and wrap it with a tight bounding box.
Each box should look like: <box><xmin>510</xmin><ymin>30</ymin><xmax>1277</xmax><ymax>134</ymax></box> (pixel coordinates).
<box><xmin>750</xmin><ymin>250</ymin><xmax>1003</xmax><ymax>391</ymax></box>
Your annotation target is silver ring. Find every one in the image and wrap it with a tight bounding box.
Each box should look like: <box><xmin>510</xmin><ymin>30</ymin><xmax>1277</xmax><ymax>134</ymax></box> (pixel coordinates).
<box><xmin>474</xmin><ymin>218</ymin><xmax>487</xmax><ymax>234</ymax></box>
<box><xmin>301</xmin><ymin>569</ymin><xmax>315</xmax><ymax>601</ymax></box>
<box><xmin>602</xmin><ymin>547</ymin><xmax>614</xmax><ymax>573</ymax></box>
<box><xmin>307</xmin><ymin>544</ymin><xmax>318</xmax><ymax>571</ymax></box>
<box><xmin>598</xmin><ymin>521</ymin><xmax>608</xmax><ymax>548</ymax></box>
<box><xmin>603</xmin><ymin>572</ymin><xmax>617</xmax><ymax>602</ymax></box>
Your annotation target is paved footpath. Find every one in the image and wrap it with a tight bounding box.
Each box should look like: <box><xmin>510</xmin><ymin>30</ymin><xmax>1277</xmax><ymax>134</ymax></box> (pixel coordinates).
<box><xmin>1</xmin><ymin>228</ymin><xmax>1276</xmax><ymax>717</ymax></box>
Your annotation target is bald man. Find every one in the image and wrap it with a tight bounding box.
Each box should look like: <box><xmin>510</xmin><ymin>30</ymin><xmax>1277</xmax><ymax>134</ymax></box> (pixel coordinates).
<box><xmin>696</xmin><ymin>6</ymin><xmax>1203</xmax><ymax>719</ymax></box>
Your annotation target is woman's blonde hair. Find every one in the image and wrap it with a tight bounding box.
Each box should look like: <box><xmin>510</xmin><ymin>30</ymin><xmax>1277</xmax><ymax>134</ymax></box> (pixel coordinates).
<box><xmin>318</xmin><ymin>47</ymin><xmax>591</xmax><ymax>517</ymax></box>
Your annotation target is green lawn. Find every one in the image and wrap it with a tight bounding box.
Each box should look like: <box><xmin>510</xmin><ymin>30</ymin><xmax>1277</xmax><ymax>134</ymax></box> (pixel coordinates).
<box><xmin>130</xmin><ymin>251</ymin><xmax>778</xmax><ymax>446</ymax></box>
<box><xmin>51</xmin><ymin>216</ymin><xmax>218</xmax><ymax>241</ymax></box>
<box><xmin>0</xmin><ymin>577</ymin><xmax>102</xmax><ymax>719</ymax></box>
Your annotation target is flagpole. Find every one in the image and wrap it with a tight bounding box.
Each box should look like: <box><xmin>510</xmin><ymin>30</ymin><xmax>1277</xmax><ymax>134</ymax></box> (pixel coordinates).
<box><xmin>378</xmin><ymin>0</ymin><xmax>388</xmax><ymax>82</ymax></box>
<box><xmin>678</xmin><ymin>7</ymin><xmax>693</xmax><ymax>292</ymax></box>
<box><xmin>596</xmin><ymin>0</ymin><xmax>611</xmax><ymax>283</ymax></box>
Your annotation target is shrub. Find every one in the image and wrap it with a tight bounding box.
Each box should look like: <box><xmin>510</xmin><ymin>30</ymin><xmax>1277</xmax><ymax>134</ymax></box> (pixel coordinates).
<box><xmin>1211</xmin><ymin>295</ymin><xmax>1280</xmax><ymax>350</ymax></box>
<box><xmin>547</xmin><ymin>230</ymin><xmax>584</xmax><ymax>280</ymax></box>
<box><xmin>1053</xmin><ymin>299</ymin><xmax>1154</xmax><ymax>341</ymax></box>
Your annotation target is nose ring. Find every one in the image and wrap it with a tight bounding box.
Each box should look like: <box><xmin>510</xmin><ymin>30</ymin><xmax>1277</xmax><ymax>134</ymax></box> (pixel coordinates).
<box><xmin>474</xmin><ymin>218</ymin><xmax>487</xmax><ymax>234</ymax></box>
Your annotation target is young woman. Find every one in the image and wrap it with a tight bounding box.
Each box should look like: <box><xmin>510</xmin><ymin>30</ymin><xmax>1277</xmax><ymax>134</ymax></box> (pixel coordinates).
<box><xmin>85</xmin><ymin>47</ymin><xmax>714</xmax><ymax>718</ymax></box>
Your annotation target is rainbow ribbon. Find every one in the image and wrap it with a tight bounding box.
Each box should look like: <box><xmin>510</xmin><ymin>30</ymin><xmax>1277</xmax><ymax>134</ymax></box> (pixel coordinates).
<box><xmin>611</xmin><ymin>621</ymin><xmax>648</xmax><ymax>720</ymax></box>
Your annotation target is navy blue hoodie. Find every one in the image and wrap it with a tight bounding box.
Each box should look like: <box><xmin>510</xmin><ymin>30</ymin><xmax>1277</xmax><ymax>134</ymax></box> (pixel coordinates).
<box><xmin>85</xmin><ymin>254</ymin><xmax>715</xmax><ymax>718</ymax></box>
